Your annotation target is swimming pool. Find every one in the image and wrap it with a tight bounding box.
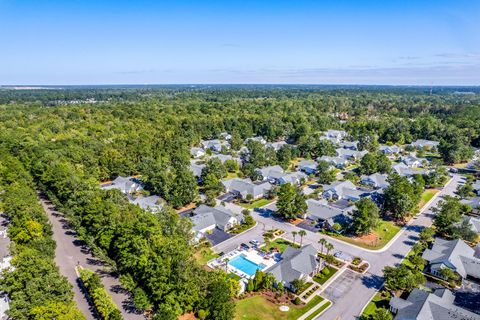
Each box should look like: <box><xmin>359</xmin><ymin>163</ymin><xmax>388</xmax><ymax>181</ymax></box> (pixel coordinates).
<box><xmin>228</xmin><ymin>254</ymin><xmax>266</xmax><ymax>277</ymax></box>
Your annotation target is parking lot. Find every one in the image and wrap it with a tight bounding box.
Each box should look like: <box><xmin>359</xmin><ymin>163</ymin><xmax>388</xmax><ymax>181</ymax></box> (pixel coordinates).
<box><xmin>322</xmin><ymin>269</ymin><xmax>358</xmax><ymax>302</ymax></box>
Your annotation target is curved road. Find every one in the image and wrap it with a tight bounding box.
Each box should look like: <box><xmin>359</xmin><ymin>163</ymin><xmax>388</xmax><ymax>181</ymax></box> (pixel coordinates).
<box><xmin>40</xmin><ymin>195</ymin><xmax>144</xmax><ymax>320</ymax></box>
<box><xmin>214</xmin><ymin>174</ymin><xmax>462</xmax><ymax>320</ymax></box>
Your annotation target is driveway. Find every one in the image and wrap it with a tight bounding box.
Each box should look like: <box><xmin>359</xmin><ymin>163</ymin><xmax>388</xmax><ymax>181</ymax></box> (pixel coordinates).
<box><xmin>212</xmin><ymin>174</ymin><xmax>463</xmax><ymax>320</ymax></box>
<box><xmin>40</xmin><ymin>195</ymin><xmax>144</xmax><ymax>320</ymax></box>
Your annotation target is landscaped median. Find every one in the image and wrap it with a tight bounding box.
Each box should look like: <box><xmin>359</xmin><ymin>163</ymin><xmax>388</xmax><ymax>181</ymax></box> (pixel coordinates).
<box><xmin>304</xmin><ymin>300</ymin><xmax>332</xmax><ymax>320</ymax></box>
<box><xmin>235</xmin><ymin>295</ymin><xmax>325</xmax><ymax>320</ymax></box>
<box><xmin>77</xmin><ymin>267</ymin><xmax>122</xmax><ymax>320</ymax></box>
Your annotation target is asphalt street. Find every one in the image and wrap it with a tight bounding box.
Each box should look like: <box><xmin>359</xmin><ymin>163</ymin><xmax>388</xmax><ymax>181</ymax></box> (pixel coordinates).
<box><xmin>213</xmin><ymin>174</ymin><xmax>462</xmax><ymax>320</ymax></box>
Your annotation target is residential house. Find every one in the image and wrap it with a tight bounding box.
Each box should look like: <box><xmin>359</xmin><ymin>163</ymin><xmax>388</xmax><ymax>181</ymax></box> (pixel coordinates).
<box><xmin>411</xmin><ymin>139</ymin><xmax>440</xmax><ymax>150</ymax></box>
<box><xmin>189</xmin><ymin>160</ymin><xmax>206</xmax><ymax>179</ymax></box>
<box><xmin>322</xmin><ymin>180</ymin><xmax>370</xmax><ymax>202</ymax></box>
<box><xmin>265</xmin><ymin>245</ymin><xmax>321</xmax><ymax>290</ymax></box>
<box><xmin>338</xmin><ymin>140</ymin><xmax>358</xmax><ymax>150</ymax></box>
<box><xmin>389</xmin><ymin>288</ymin><xmax>480</xmax><ymax>320</ymax></box>
<box><xmin>473</xmin><ymin>180</ymin><xmax>480</xmax><ymax>195</ymax></box>
<box><xmin>131</xmin><ymin>195</ymin><xmax>163</xmax><ymax>213</ymax></box>
<box><xmin>306</xmin><ymin>199</ymin><xmax>354</xmax><ymax>231</ymax></box>
<box><xmin>201</xmin><ymin>139</ymin><xmax>230</xmax><ymax>153</ymax></box>
<box><xmin>360</xmin><ymin>173</ymin><xmax>390</xmax><ymax>189</ymax></box>
<box><xmin>335</xmin><ymin>148</ymin><xmax>368</xmax><ymax>161</ymax></box>
<box><xmin>392</xmin><ymin>163</ymin><xmax>425</xmax><ymax>178</ymax></box>
<box><xmin>101</xmin><ymin>176</ymin><xmax>143</xmax><ymax>194</ymax></box>
<box><xmin>318</xmin><ymin>155</ymin><xmax>349</xmax><ymax>169</ymax></box>
<box><xmin>210</xmin><ymin>154</ymin><xmax>242</xmax><ymax>166</ymax></box>
<box><xmin>190</xmin><ymin>205</ymin><xmax>243</xmax><ymax>242</ymax></box>
<box><xmin>277</xmin><ymin>171</ymin><xmax>307</xmax><ymax>185</ymax></box>
<box><xmin>219</xmin><ymin>132</ymin><xmax>232</xmax><ymax>140</ymax></box>
<box><xmin>324</xmin><ymin>129</ymin><xmax>348</xmax><ymax>140</ymax></box>
<box><xmin>298</xmin><ymin>160</ymin><xmax>318</xmax><ymax>175</ymax></box>
<box><xmin>266</xmin><ymin>141</ymin><xmax>288</xmax><ymax>151</ymax></box>
<box><xmin>422</xmin><ymin>238</ymin><xmax>480</xmax><ymax>281</ymax></box>
<box><xmin>245</xmin><ymin>136</ymin><xmax>267</xmax><ymax>145</ymax></box>
<box><xmin>464</xmin><ymin>216</ymin><xmax>480</xmax><ymax>234</ymax></box>
<box><xmin>401</xmin><ymin>155</ymin><xmax>425</xmax><ymax>168</ymax></box>
<box><xmin>379</xmin><ymin>145</ymin><xmax>402</xmax><ymax>156</ymax></box>
<box><xmin>190</xmin><ymin>147</ymin><xmax>206</xmax><ymax>159</ymax></box>
<box><xmin>255</xmin><ymin>165</ymin><xmax>285</xmax><ymax>182</ymax></box>
<box><xmin>222</xmin><ymin>178</ymin><xmax>273</xmax><ymax>200</ymax></box>
<box><xmin>461</xmin><ymin>197</ymin><xmax>480</xmax><ymax>213</ymax></box>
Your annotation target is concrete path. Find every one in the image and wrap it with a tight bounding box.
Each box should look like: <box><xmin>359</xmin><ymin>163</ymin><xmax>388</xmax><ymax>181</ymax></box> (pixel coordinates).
<box><xmin>40</xmin><ymin>195</ymin><xmax>144</xmax><ymax>320</ymax></box>
<box><xmin>298</xmin><ymin>298</ymin><xmax>332</xmax><ymax>320</ymax></box>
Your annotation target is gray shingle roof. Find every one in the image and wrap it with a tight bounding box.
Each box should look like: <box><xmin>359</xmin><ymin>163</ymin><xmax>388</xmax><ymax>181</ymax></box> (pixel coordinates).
<box><xmin>391</xmin><ymin>288</ymin><xmax>480</xmax><ymax>320</ymax></box>
<box><xmin>411</xmin><ymin>139</ymin><xmax>440</xmax><ymax>148</ymax></box>
<box><xmin>422</xmin><ymin>238</ymin><xmax>480</xmax><ymax>279</ymax></box>
<box><xmin>191</xmin><ymin>205</ymin><xmax>242</xmax><ymax>232</ymax></box>
<box><xmin>306</xmin><ymin>199</ymin><xmax>354</xmax><ymax>224</ymax></box>
<box><xmin>222</xmin><ymin>178</ymin><xmax>272</xmax><ymax>199</ymax></box>
<box><xmin>265</xmin><ymin>245</ymin><xmax>318</xmax><ymax>286</ymax></box>
<box><xmin>361</xmin><ymin>173</ymin><xmax>390</xmax><ymax>189</ymax></box>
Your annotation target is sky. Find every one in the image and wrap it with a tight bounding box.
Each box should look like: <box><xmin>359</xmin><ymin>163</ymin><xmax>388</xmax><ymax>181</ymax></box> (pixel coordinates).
<box><xmin>1</xmin><ymin>0</ymin><xmax>479</xmax><ymax>85</ymax></box>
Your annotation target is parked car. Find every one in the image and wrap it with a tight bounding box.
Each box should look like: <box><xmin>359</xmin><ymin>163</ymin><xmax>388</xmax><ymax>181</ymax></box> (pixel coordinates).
<box><xmin>249</xmin><ymin>240</ymin><xmax>260</xmax><ymax>246</ymax></box>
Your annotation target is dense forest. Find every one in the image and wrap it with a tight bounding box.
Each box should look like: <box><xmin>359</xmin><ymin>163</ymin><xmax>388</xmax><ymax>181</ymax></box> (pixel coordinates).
<box><xmin>0</xmin><ymin>86</ymin><xmax>479</xmax><ymax>319</ymax></box>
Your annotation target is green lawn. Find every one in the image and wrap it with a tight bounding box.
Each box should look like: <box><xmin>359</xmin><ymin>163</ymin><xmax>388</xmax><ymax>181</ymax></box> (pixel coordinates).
<box><xmin>305</xmin><ymin>301</ymin><xmax>332</xmax><ymax>320</ymax></box>
<box><xmin>240</xmin><ymin>198</ymin><xmax>274</xmax><ymax>209</ymax></box>
<box><xmin>263</xmin><ymin>238</ymin><xmax>299</xmax><ymax>253</ymax></box>
<box><xmin>235</xmin><ymin>295</ymin><xmax>324</xmax><ymax>320</ymax></box>
<box><xmin>330</xmin><ymin>220</ymin><xmax>401</xmax><ymax>250</ymax></box>
<box><xmin>361</xmin><ymin>292</ymin><xmax>391</xmax><ymax>319</ymax></box>
<box><xmin>194</xmin><ymin>247</ymin><xmax>219</xmax><ymax>265</ymax></box>
<box><xmin>313</xmin><ymin>266</ymin><xmax>338</xmax><ymax>285</ymax></box>
<box><xmin>226</xmin><ymin>171</ymin><xmax>240</xmax><ymax>179</ymax></box>
<box><xmin>418</xmin><ymin>189</ymin><xmax>439</xmax><ymax>209</ymax></box>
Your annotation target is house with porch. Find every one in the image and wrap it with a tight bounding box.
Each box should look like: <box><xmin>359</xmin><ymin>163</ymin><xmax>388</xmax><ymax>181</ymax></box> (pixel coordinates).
<box><xmin>255</xmin><ymin>165</ymin><xmax>285</xmax><ymax>182</ymax></box>
<box><xmin>306</xmin><ymin>199</ymin><xmax>354</xmax><ymax>232</ymax></box>
<box><xmin>265</xmin><ymin>245</ymin><xmax>322</xmax><ymax>290</ymax></box>
<box><xmin>222</xmin><ymin>178</ymin><xmax>273</xmax><ymax>200</ymax></box>
<box><xmin>360</xmin><ymin>173</ymin><xmax>390</xmax><ymax>189</ymax></box>
<box><xmin>322</xmin><ymin>180</ymin><xmax>371</xmax><ymax>202</ymax></box>
<box><xmin>422</xmin><ymin>238</ymin><xmax>480</xmax><ymax>281</ymax></box>
<box><xmin>190</xmin><ymin>205</ymin><xmax>243</xmax><ymax>243</ymax></box>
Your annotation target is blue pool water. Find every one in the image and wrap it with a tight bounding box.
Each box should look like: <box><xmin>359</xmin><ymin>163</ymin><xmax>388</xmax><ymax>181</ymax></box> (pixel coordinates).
<box><xmin>229</xmin><ymin>254</ymin><xmax>265</xmax><ymax>276</ymax></box>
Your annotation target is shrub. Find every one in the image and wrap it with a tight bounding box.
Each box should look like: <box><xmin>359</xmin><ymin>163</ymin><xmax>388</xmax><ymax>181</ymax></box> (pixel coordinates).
<box><xmin>293</xmin><ymin>297</ymin><xmax>302</xmax><ymax>305</ymax></box>
<box><xmin>321</xmin><ymin>268</ymin><xmax>330</xmax><ymax>276</ymax></box>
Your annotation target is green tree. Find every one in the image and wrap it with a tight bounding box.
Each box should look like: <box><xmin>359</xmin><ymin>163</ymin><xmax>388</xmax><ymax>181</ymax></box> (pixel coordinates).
<box><xmin>352</xmin><ymin>198</ymin><xmax>379</xmax><ymax>235</ymax></box>
<box><xmin>383</xmin><ymin>265</ymin><xmax>425</xmax><ymax>292</ymax></box>
<box><xmin>276</xmin><ymin>183</ymin><xmax>307</xmax><ymax>220</ymax></box>
<box><xmin>317</xmin><ymin>160</ymin><xmax>336</xmax><ymax>184</ymax></box>
<box><xmin>384</xmin><ymin>175</ymin><xmax>418</xmax><ymax>220</ymax></box>
<box><xmin>372</xmin><ymin>308</ymin><xmax>393</xmax><ymax>320</ymax></box>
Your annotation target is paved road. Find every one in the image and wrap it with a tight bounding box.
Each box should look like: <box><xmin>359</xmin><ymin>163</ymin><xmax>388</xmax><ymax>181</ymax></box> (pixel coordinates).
<box><xmin>40</xmin><ymin>195</ymin><xmax>144</xmax><ymax>320</ymax></box>
<box><xmin>214</xmin><ymin>174</ymin><xmax>463</xmax><ymax>320</ymax></box>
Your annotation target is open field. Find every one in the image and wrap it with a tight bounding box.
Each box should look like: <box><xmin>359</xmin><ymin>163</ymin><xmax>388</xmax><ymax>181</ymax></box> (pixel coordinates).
<box><xmin>235</xmin><ymin>295</ymin><xmax>324</xmax><ymax>320</ymax></box>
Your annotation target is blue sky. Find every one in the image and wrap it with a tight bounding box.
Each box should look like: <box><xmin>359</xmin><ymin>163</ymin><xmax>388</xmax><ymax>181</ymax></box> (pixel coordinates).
<box><xmin>1</xmin><ymin>0</ymin><xmax>479</xmax><ymax>85</ymax></box>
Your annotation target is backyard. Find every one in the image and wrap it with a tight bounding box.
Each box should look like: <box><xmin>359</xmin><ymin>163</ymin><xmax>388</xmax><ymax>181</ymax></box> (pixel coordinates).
<box><xmin>330</xmin><ymin>220</ymin><xmax>401</xmax><ymax>250</ymax></box>
<box><xmin>235</xmin><ymin>295</ymin><xmax>324</xmax><ymax>320</ymax></box>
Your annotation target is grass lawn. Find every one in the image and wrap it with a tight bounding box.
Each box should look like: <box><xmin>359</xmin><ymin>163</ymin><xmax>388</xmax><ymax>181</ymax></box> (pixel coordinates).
<box><xmin>226</xmin><ymin>171</ymin><xmax>240</xmax><ymax>179</ymax></box>
<box><xmin>235</xmin><ymin>295</ymin><xmax>324</xmax><ymax>320</ymax></box>
<box><xmin>240</xmin><ymin>198</ymin><xmax>274</xmax><ymax>209</ymax></box>
<box><xmin>330</xmin><ymin>220</ymin><xmax>401</xmax><ymax>250</ymax></box>
<box><xmin>313</xmin><ymin>266</ymin><xmax>338</xmax><ymax>285</ymax></box>
<box><xmin>418</xmin><ymin>189</ymin><xmax>439</xmax><ymax>209</ymax></box>
<box><xmin>305</xmin><ymin>301</ymin><xmax>332</xmax><ymax>320</ymax></box>
<box><xmin>361</xmin><ymin>292</ymin><xmax>392</xmax><ymax>319</ymax></box>
<box><xmin>194</xmin><ymin>247</ymin><xmax>219</xmax><ymax>265</ymax></box>
<box><xmin>263</xmin><ymin>238</ymin><xmax>299</xmax><ymax>253</ymax></box>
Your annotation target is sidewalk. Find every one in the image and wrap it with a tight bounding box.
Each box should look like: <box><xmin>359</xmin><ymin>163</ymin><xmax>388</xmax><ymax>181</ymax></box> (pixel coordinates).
<box><xmin>297</xmin><ymin>297</ymin><xmax>332</xmax><ymax>320</ymax></box>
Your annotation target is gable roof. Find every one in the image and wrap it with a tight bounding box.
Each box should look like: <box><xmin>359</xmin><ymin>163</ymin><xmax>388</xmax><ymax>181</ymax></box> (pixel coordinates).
<box><xmin>222</xmin><ymin>178</ymin><xmax>272</xmax><ymax>198</ymax></box>
<box><xmin>461</xmin><ymin>197</ymin><xmax>480</xmax><ymax>210</ymax></box>
<box><xmin>191</xmin><ymin>205</ymin><xmax>241</xmax><ymax>232</ymax></box>
<box><xmin>298</xmin><ymin>160</ymin><xmax>317</xmax><ymax>170</ymax></box>
<box><xmin>256</xmin><ymin>165</ymin><xmax>284</xmax><ymax>180</ymax></box>
<box><xmin>101</xmin><ymin>176</ymin><xmax>142</xmax><ymax>194</ymax></box>
<box><xmin>411</xmin><ymin>139</ymin><xmax>440</xmax><ymax>148</ymax></box>
<box><xmin>278</xmin><ymin>171</ymin><xmax>307</xmax><ymax>185</ymax></box>
<box><xmin>422</xmin><ymin>238</ymin><xmax>480</xmax><ymax>279</ymax></box>
<box><xmin>391</xmin><ymin>288</ymin><xmax>480</xmax><ymax>320</ymax></box>
<box><xmin>266</xmin><ymin>141</ymin><xmax>288</xmax><ymax>151</ymax></box>
<box><xmin>189</xmin><ymin>161</ymin><xmax>206</xmax><ymax>177</ymax></box>
<box><xmin>335</xmin><ymin>148</ymin><xmax>368</xmax><ymax>160</ymax></box>
<box><xmin>361</xmin><ymin>173</ymin><xmax>390</xmax><ymax>189</ymax></box>
<box><xmin>131</xmin><ymin>195</ymin><xmax>163</xmax><ymax>212</ymax></box>
<box><xmin>306</xmin><ymin>199</ymin><xmax>354</xmax><ymax>225</ymax></box>
<box><xmin>265</xmin><ymin>245</ymin><xmax>318</xmax><ymax>285</ymax></box>
<box><xmin>318</xmin><ymin>155</ymin><xmax>349</xmax><ymax>166</ymax></box>
<box><xmin>465</xmin><ymin>216</ymin><xmax>480</xmax><ymax>233</ymax></box>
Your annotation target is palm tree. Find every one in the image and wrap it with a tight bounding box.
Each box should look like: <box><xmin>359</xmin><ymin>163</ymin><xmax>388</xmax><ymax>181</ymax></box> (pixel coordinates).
<box><xmin>292</xmin><ymin>231</ymin><xmax>297</xmax><ymax>245</ymax></box>
<box><xmin>318</xmin><ymin>238</ymin><xmax>327</xmax><ymax>256</ymax></box>
<box><xmin>325</xmin><ymin>243</ymin><xmax>334</xmax><ymax>256</ymax></box>
<box><xmin>298</xmin><ymin>230</ymin><xmax>307</xmax><ymax>246</ymax></box>
<box><xmin>224</xmin><ymin>258</ymin><xmax>230</xmax><ymax>272</ymax></box>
